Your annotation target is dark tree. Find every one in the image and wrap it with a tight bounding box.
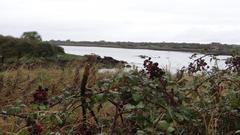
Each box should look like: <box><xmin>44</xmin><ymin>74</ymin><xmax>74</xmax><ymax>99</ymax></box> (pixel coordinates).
<box><xmin>21</xmin><ymin>31</ymin><xmax>42</xmax><ymax>42</ymax></box>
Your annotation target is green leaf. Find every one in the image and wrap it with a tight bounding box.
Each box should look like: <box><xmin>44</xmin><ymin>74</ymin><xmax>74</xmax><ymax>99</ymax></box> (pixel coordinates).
<box><xmin>38</xmin><ymin>104</ymin><xmax>48</xmax><ymax>110</ymax></box>
<box><xmin>126</xmin><ymin>102</ymin><xmax>144</xmax><ymax>110</ymax></box>
<box><xmin>110</xmin><ymin>91</ymin><xmax>120</xmax><ymax>98</ymax></box>
<box><xmin>94</xmin><ymin>93</ymin><xmax>105</xmax><ymax>102</ymax></box>
<box><xmin>127</xmin><ymin>113</ymin><xmax>145</xmax><ymax>121</ymax></box>
<box><xmin>7</xmin><ymin>106</ymin><xmax>21</xmax><ymax>114</ymax></box>
<box><xmin>55</xmin><ymin>114</ymin><xmax>63</xmax><ymax>125</ymax></box>
<box><xmin>16</xmin><ymin>129</ymin><xmax>28</xmax><ymax>135</ymax></box>
<box><xmin>63</xmin><ymin>91</ymin><xmax>71</xmax><ymax>97</ymax></box>
<box><xmin>132</xmin><ymin>93</ymin><xmax>142</xmax><ymax>102</ymax></box>
<box><xmin>136</xmin><ymin>130</ymin><xmax>145</xmax><ymax>135</ymax></box>
<box><xmin>159</xmin><ymin>120</ymin><xmax>170</xmax><ymax>130</ymax></box>
<box><xmin>31</xmin><ymin>104</ymin><xmax>39</xmax><ymax>110</ymax></box>
<box><xmin>136</xmin><ymin>102</ymin><xmax>144</xmax><ymax>109</ymax></box>
<box><xmin>125</xmin><ymin>104</ymin><xmax>136</xmax><ymax>110</ymax></box>
<box><xmin>158</xmin><ymin>120</ymin><xmax>175</xmax><ymax>134</ymax></box>
<box><xmin>167</xmin><ymin>127</ymin><xmax>175</xmax><ymax>133</ymax></box>
<box><xmin>97</xmin><ymin>80</ymin><xmax>106</xmax><ymax>87</ymax></box>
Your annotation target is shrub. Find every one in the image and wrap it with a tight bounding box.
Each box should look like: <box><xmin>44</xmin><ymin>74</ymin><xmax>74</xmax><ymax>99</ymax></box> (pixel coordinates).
<box><xmin>0</xmin><ymin>34</ymin><xmax>64</xmax><ymax>59</ymax></box>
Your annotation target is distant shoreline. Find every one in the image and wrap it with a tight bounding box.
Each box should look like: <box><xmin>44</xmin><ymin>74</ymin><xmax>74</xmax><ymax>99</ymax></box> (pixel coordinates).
<box><xmin>50</xmin><ymin>41</ymin><xmax>240</xmax><ymax>56</ymax></box>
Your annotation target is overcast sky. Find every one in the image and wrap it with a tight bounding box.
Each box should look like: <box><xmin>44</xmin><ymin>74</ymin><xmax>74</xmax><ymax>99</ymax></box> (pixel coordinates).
<box><xmin>1</xmin><ymin>0</ymin><xmax>240</xmax><ymax>44</ymax></box>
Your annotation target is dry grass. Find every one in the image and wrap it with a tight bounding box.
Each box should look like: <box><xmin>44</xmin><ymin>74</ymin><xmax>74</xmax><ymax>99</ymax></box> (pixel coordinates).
<box><xmin>0</xmin><ymin>63</ymin><xmax>118</xmax><ymax>132</ymax></box>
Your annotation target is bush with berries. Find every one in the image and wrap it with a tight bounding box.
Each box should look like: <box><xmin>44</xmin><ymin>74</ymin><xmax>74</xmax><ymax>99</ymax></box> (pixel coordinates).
<box><xmin>0</xmin><ymin>54</ymin><xmax>239</xmax><ymax>134</ymax></box>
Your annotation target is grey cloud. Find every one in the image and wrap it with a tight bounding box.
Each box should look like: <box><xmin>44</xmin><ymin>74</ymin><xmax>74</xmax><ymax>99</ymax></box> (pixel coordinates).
<box><xmin>0</xmin><ymin>0</ymin><xmax>240</xmax><ymax>44</ymax></box>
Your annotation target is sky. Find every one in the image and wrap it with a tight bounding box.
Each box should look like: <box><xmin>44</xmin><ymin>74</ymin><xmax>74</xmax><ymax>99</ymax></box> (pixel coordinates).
<box><xmin>1</xmin><ymin>0</ymin><xmax>240</xmax><ymax>44</ymax></box>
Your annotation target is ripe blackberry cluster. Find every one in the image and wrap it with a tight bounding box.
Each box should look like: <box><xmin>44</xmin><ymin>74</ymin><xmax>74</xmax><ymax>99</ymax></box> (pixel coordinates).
<box><xmin>226</xmin><ymin>56</ymin><xmax>240</xmax><ymax>73</ymax></box>
<box><xmin>188</xmin><ymin>58</ymin><xmax>209</xmax><ymax>73</ymax></box>
<box><xmin>143</xmin><ymin>57</ymin><xmax>165</xmax><ymax>79</ymax></box>
<box><xmin>33</xmin><ymin>86</ymin><xmax>49</xmax><ymax>105</ymax></box>
<box><xmin>28</xmin><ymin>121</ymin><xmax>43</xmax><ymax>135</ymax></box>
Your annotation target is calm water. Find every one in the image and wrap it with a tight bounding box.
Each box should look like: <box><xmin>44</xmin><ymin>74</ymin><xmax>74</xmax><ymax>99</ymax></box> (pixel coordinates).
<box><xmin>62</xmin><ymin>46</ymin><xmax>229</xmax><ymax>72</ymax></box>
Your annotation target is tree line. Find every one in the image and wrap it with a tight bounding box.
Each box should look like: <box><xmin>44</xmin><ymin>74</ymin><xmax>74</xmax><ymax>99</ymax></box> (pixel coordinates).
<box><xmin>0</xmin><ymin>31</ymin><xmax>64</xmax><ymax>59</ymax></box>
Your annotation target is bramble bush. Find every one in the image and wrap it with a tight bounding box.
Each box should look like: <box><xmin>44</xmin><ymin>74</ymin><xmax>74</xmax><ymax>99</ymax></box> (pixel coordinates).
<box><xmin>0</xmin><ymin>54</ymin><xmax>239</xmax><ymax>135</ymax></box>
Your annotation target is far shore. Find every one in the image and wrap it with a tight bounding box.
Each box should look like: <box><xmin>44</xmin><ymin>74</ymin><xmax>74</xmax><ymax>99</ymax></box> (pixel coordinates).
<box><xmin>50</xmin><ymin>40</ymin><xmax>240</xmax><ymax>56</ymax></box>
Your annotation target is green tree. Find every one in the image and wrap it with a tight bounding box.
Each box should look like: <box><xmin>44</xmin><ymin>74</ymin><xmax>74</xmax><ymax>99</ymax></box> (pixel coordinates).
<box><xmin>21</xmin><ymin>31</ymin><xmax>42</xmax><ymax>42</ymax></box>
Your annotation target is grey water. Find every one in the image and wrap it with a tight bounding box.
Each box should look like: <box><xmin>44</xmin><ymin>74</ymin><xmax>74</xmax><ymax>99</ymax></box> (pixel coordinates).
<box><xmin>62</xmin><ymin>46</ymin><xmax>229</xmax><ymax>72</ymax></box>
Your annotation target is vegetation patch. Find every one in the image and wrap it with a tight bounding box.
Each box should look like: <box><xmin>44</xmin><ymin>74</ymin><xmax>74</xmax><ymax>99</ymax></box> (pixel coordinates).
<box><xmin>0</xmin><ymin>53</ymin><xmax>239</xmax><ymax>134</ymax></box>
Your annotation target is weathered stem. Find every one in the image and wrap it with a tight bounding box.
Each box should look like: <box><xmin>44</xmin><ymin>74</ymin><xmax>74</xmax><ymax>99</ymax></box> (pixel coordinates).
<box><xmin>109</xmin><ymin>106</ymin><xmax>119</xmax><ymax>135</ymax></box>
<box><xmin>80</xmin><ymin>64</ymin><xmax>90</xmax><ymax>129</ymax></box>
<box><xmin>0</xmin><ymin>75</ymin><xmax>3</xmax><ymax>92</ymax></box>
<box><xmin>88</xmin><ymin>106</ymin><xmax>99</xmax><ymax>125</ymax></box>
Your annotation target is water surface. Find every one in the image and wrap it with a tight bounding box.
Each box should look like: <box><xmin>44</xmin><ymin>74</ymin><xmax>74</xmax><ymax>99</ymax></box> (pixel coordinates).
<box><xmin>62</xmin><ymin>46</ymin><xmax>229</xmax><ymax>72</ymax></box>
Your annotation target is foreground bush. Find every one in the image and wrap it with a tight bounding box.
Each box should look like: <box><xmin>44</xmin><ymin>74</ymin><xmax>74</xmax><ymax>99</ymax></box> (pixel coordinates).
<box><xmin>0</xmin><ymin>54</ymin><xmax>239</xmax><ymax>134</ymax></box>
